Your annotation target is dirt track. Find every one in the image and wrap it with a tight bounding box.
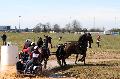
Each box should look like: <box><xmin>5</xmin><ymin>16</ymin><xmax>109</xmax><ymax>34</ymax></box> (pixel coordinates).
<box><xmin>46</xmin><ymin>58</ymin><xmax>120</xmax><ymax>70</ymax></box>
<box><xmin>1</xmin><ymin>58</ymin><xmax>120</xmax><ymax>71</ymax></box>
<box><xmin>1</xmin><ymin>49</ymin><xmax>120</xmax><ymax>79</ymax></box>
<box><xmin>0</xmin><ymin>58</ymin><xmax>120</xmax><ymax>79</ymax></box>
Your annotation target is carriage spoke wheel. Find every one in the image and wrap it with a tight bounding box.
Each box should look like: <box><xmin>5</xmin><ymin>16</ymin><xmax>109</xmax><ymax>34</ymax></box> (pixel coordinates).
<box><xmin>33</xmin><ymin>66</ymin><xmax>42</xmax><ymax>76</ymax></box>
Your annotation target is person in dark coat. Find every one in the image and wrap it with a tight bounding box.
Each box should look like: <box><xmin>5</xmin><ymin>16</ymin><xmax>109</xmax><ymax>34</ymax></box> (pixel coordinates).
<box><xmin>43</xmin><ymin>35</ymin><xmax>48</xmax><ymax>48</ymax></box>
<box><xmin>1</xmin><ymin>32</ymin><xmax>7</xmax><ymax>45</ymax></box>
<box><xmin>43</xmin><ymin>35</ymin><xmax>50</xmax><ymax>56</ymax></box>
<box><xmin>37</xmin><ymin>37</ymin><xmax>43</xmax><ymax>48</ymax></box>
<box><xmin>48</xmin><ymin>36</ymin><xmax>52</xmax><ymax>48</ymax></box>
<box><xmin>87</xmin><ymin>33</ymin><xmax>93</xmax><ymax>48</ymax></box>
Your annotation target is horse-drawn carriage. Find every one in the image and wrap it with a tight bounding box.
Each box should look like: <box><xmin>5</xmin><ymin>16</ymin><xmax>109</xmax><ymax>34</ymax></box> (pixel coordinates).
<box><xmin>16</xmin><ymin>46</ymin><xmax>50</xmax><ymax>76</ymax></box>
<box><xmin>16</xmin><ymin>32</ymin><xmax>93</xmax><ymax>76</ymax></box>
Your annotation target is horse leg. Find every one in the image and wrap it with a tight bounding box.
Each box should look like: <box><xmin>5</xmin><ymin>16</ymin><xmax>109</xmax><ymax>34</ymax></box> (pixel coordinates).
<box><xmin>57</xmin><ymin>56</ymin><xmax>62</xmax><ymax>66</ymax></box>
<box><xmin>44</xmin><ymin>58</ymin><xmax>47</xmax><ymax>69</ymax></box>
<box><xmin>61</xmin><ymin>56</ymin><xmax>64</xmax><ymax>66</ymax></box>
<box><xmin>58</xmin><ymin>60</ymin><xmax>62</xmax><ymax>66</ymax></box>
<box><xmin>61</xmin><ymin>59</ymin><xmax>64</xmax><ymax>66</ymax></box>
<box><xmin>78</xmin><ymin>50</ymin><xmax>87</xmax><ymax>62</ymax></box>
<box><xmin>78</xmin><ymin>54</ymin><xmax>84</xmax><ymax>62</ymax></box>
<box><xmin>75</xmin><ymin>54</ymin><xmax>79</xmax><ymax>64</ymax></box>
<box><xmin>63</xmin><ymin>60</ymin><xmax>67</xmax><ymax>66</ymax></box>
<box><xmin>62</xmin><ymin>57</ymin><xmax>67</xmax><ymax>66</ymax></box>
<box><xmin>64</xmin><ymin>60</ymin><xmax>67</xmax><ymax>66</ymax></box>
<box><xmin>83</xmin><ymin>57</ymin><xmax>86</xmax><ymax>65</ymax></box>
<box><xmin>81</xmin><ymin>53</ymin><xmax>86</xmax><ymax>65</ymax></box>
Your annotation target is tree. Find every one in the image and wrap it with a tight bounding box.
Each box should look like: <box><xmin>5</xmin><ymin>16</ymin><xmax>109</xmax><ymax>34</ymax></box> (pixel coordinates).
<box><xmin>110</xmin><ymin>28</ymin><xmax>120</xmax><ymax>32</ymax></box>
<box><xmin>24</xmin><ymin>28</ymin><xmax>29</xmax><ymax>32</ymax></box>
<box><xmin>42</xmin><ymin>24</ymin><xmax>47</xmax><ymax>32</ymax></box>
<box><xmin>45</xmin><ymin>22</ymin><xmax>51</xmax><ymax>32</ymax></box>
<box><xmin>65</xmin><ymin>23</ymin><xmax>71</xmax><ymax>33</ymax></box>
<box><xmin>71</xmin><ymin>20</ymin><xmax>82</xmax><ymax>32</ymax></box>
<box><xmin>53</xmin><ymin>24</ymin><xmax>60</xmax><ymax>32</ymax></box>
<box><xmin>89</xmin><ymin>28</ymin><xmax>103</xmax><ymax>32</ymax></box>
<box><xmin>33</xmin><ymin>22</ymin><xmax>42</xmax><ymax>32</ymax></box>
<box><xmin>61</xmin><ymin>28</ymin><xmax>66</xmax><ymax>33</ymax></box>
<box><xmin>33</xmin><ymin>22</ymin><xmax>52</xmax><ymax>32</ymax></box>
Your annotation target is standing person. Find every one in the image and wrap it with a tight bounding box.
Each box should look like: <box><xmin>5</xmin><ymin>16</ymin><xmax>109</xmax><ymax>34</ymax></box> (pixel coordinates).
<box><xmin>43</xmin><ymin>35</ymin><xmax>48</xmax><ymax>48</ymax></box>
<box><xmin>37</xmin><ymin>37</ymin><xmax>43</xmax><ymax>48</ymax></box>
<box><xmin>96</xmin><ymin>34</ymin><xmax>101</xmax><ymax>47</ymax></box>
<box><xmin>88</xmin><ymin>33</ymin><xmax>93</xmax><ymax>48</ymax></box>
<box><xmin>48</xmin><ymin>36</ymin><xmax>52</xmax><ymax>48</ymax></box>
<box><xmin>1</xmin><ymin>32</ymin><xmax>7</xmax><ymax>45</ymax></box>
<box><xmin>43</xmin><ymin>35</ymin><xmax>50</xmax><ymax>56</ymax></box>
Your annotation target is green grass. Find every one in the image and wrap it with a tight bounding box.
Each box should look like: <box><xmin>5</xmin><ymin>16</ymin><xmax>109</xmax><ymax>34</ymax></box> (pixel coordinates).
<box><xmin>1</xmin><ymin>32</ymin><xmax>120</xmax><ymax>51</ymax></box>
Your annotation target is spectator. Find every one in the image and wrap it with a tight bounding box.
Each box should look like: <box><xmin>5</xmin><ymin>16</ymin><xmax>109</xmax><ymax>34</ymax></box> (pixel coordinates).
<box><xmin>88</xmin><ymin>33</ymin><xmax>93</xmax><ymax>48</ymax></box>
<box><xmin>43</xmin><ymin>35</ymin><xmax>51</xmax><ymax>56</ymax></box>
<box><xmin>43</xmin><ymin>35</ymin><xmax>48</xmax><ymax>48</ymax></box>
<box><xmin>1</xmin><ymin>32</ymin><xmax>7</xmax><ymax>45</ymax></box>
<box><xmin>48</xmin><ymin>36</ymin><xmax>52</xmax><ymax>48</ymax></box>
<box><xmin>37</xmin><ymin>37</ymin><xmax>43</xmax><ymax>48</ymax></box>
<box><xmin>96</xmin><ymin>34</ymin><xmax>101</xmax><ymax>47</ymax></box>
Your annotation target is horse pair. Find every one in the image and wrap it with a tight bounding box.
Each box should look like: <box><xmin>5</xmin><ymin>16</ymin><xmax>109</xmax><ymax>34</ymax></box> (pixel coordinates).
<box><xmin>56</xmin><ymin>33</ymin><xmax>93</xmax><ymax>66</ymax></box>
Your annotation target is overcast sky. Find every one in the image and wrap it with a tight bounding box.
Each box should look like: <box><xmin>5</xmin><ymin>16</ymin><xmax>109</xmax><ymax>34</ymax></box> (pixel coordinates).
<box><xmin>0</xmin><ymin>0</ymin><xmax>120</xmax><ymax>30</ymax></box>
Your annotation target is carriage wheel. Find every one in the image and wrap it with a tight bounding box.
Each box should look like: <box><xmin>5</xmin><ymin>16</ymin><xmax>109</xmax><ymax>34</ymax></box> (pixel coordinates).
<box><xmin>34</xmin><ymin>66</ymin><xmax>42</xmax><ymax>76</ymax></box>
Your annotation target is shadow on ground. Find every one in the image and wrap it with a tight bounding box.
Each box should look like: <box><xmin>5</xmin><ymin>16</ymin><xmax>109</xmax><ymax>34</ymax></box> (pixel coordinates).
<box><xmin>17</xmin><ymin>60</ymin><xmax>119</xmax><ymax>78</ymax></box>
<box><xmin>42</xmin><ymin>63</ymin><xmax>111</xmax><ymax>78</ymax></box>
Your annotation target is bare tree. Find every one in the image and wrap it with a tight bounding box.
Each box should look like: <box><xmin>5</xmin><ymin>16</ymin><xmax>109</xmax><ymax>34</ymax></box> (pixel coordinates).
<box><xmin>89</xmin><ymin>28</ymin><xmax>103</xmax><ymax>32</ymax></box>
<box><xmin>65</xmin><ymin>23</ymin><xmax>71</xmax><ymax>33</ymax></box>
<box><xmin>24</xmin><ymin>28</ymin><xmax>29</xmax><ymax>32</ymax></box>
<box><xmin>71</xmin><ymin>20</ymin><xmax>82</xmax><ymax>32</ymax></box>
<box><xmin>53</xmin><ymin>24</ymin><xmax>60</xmax><ymax>32</ymax></box>
<box><xmin>33</xmin><ymin>22</ymin><xmax>42</xmax><ymax>32</ymax></box>
<box><xmin>45</xmin><ymin>22</ymin><xmax>51</xmax><ymax>32</ymax></box>
<box><xmin>33</xmin><ymin>22</ymin><xmax>52</xmax><ymax>32</ymax></box>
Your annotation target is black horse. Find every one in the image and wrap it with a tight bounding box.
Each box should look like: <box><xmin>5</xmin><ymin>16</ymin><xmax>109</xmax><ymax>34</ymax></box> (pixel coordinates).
<box><xmin>56</xmin><ymin>44</ymin><xmax>66</xmax><ymax>66</ymax></box>
<box><xmin>39</xmin><ymin>46</ymin><xmax>50</xmax><ymax>69</ymax></box>
<box><xmin>56</xmin><ymin>33</ymin><xmax>93</xmax><ymax>66</ymax></box>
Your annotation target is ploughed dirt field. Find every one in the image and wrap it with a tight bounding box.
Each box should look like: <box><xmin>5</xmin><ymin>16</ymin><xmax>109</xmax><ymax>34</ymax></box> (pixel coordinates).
<box><xmin>0</xmin><ymin>49</ymin><xmax>120</xmax><ymax>79</ymax></box>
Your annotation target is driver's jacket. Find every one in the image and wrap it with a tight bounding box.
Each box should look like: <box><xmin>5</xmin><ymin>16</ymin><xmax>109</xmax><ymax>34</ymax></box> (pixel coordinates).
<box><xmin>31</xmin><ymin>50</ymin><xmax>40</xmax><ymax>63</ymax></box>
